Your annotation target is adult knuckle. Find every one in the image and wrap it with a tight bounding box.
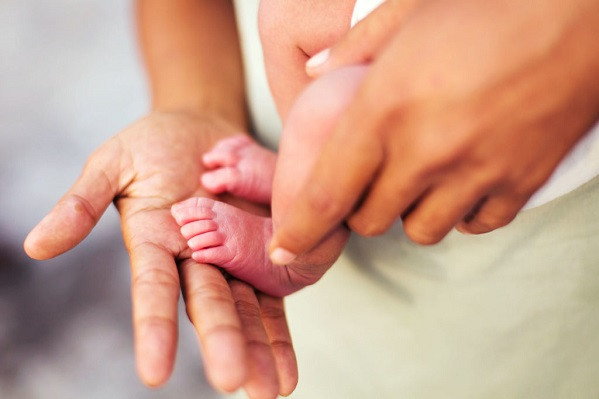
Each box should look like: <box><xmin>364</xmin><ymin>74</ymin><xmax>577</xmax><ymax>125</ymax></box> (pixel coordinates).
<box><xmin>490</xmin><ymin>160</ymin><xmax>513</xmax><ymax>180</ymax></box>
<box><xmin>63</xmin><ymin>193</ymin><xmax>100</xmax><ymax>224</ymax></box>
<box><xmin>511</xmin><ymin>174</ymin><xmax>544</xmax><ymax>200</ymax></box>
<box><xmin>201</xmin><ymin>323</ymin><xmax>243</xmax><ymax>342</ymax></box>
<box><xmin>348</xmin><ymin>214</ymin><xmax>388</xmax><ymax>237</ymax></box>
<box><xmin>259</xmin><ymin>304</ymin><xmax>286</xmax><ymax>322</ymax></box>
<box><xmin>234</xmin><ymin>298</ymin><xmax>260</xmax><ymax>320</ymax></box>
<box><xmin>353</xmin><ymin>20</ymin><xmax>379</xmax><ymax>54</ymax></box>
<box><xmin>133</xmin><ymin>264</ymin><xmax>179</xmax><ymax>290</ymax></box>
<box><xmin>403</xmin><ymin>220</ymin><xmax>444</xmax><ymax>245</ymax></box>
<box><xmin>185</xmin><ymin>280</ymin><xmax>231</xmax><ymax>305</ymax></box>
<box><xmin>355</xmin><ymin>223</ymin><xmax>388</xmax><ymax>238</ymax></box>
<box><xmin>305</xmin><ymin>182</ymin><xmax>346</xmax><ymax>222</ymax></box>
<box><xmin>185</xmin><ymin>294</ymin><xmax>232</xmax><ymax>324</ymax></box>
<box><xmin>245</xmin><ymin>339</ymin><xmax>272</xmax><ymax>352</ymax></box>
<box><xmin>370</xmin><ymin>93</ymin><xmax>406</xmax><ymax>134</ymax></box>
<box><xmin>269</xmin><ymin>339</ymin><xmax>293</xmax><ymax>351</ymax></box>
<box><xmin>474</xmin><ymin>163</ymin><xmax>510</xmax><ymax>192</ymax></box>
<box><xmin>135</xmin><ymin>314</ymin><xmax>177</xmax><ymax>330</ymax></box>
<box><xmin>471</xmin><ymin>210</ymin><xmax>511</xmax><ymax>232</ymax></box>
<box><xmin>407</xmin><ymin>140</ymin><xmax>458</xmax><ymax>179</ymax></box>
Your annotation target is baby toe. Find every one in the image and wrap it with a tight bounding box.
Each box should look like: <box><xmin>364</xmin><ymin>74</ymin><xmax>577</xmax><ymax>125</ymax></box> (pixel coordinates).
<box><xmin>188</xmin><ymin>231</ymin><xmax>225</xmax><ymax>251</ymax></box>
<box><xmin>202</xmin><ymin>150</ymin><xmax>238</xmax><ymax>168</ymax></box>
<box><xmin>191</xmin><ymin>246</ymin><xmax>234</xmax><ymax>266</ymax></box>
<box><xmin>202</xmin><ymin>135</ymin><xmax>252</xmax><ymax>168</ymax></box>
<box><xmin>180</xmin><ymin>219</ymin><xmax>218</xmax><ymax>239</ymax></box>
<box><xmin>201</xmin><ymin>167</ymin><xmax>241</xmax><ymax>194</ymax></box>
<box><xmin>171</xmin><ymin>198</ymin><xmax>216</xmax><ymax>225</ymax></box>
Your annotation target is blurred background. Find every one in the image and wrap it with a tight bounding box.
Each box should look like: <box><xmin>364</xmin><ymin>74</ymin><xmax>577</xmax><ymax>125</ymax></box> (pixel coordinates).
<box><xmin>0</xmin><ymin>0</ymin><xmax>220</xmax><ymax>397</ymax></box>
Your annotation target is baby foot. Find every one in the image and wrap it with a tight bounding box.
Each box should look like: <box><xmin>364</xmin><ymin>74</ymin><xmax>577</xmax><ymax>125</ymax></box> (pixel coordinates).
<box><xmin>202</xmin><ymin>135</ymin><xmax>277</xmax><ymax>204</ymax></box>
<box><xmin>171</xmin><ymin>197</ymin><xmax>311</xmax><ymax>297</ymax></box>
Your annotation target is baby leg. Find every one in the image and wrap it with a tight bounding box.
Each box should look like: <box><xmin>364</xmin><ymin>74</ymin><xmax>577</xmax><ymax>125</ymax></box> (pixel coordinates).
<box><xmin>201</xmin><ymin>134</ymin><xmax>276</xmax><ymax>204</ymax></box>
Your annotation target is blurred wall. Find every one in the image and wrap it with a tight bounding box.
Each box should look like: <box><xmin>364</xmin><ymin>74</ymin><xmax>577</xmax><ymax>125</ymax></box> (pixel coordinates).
<box><xmin>0</xmin><ymin>1</ymin><xmax>219</xmax><ymax>397</ymax></box>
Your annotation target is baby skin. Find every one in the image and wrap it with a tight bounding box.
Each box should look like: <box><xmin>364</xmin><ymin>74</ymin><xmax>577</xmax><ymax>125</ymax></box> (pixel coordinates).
<box><xmin>172</xmin><ymin>0</ymin><xmax>361</xmax><ymax>297</ymax></box>
<box><xmin>171</xmin><ymin>66</ymin><xmax>368</xmax><ymax>297</ymax></box>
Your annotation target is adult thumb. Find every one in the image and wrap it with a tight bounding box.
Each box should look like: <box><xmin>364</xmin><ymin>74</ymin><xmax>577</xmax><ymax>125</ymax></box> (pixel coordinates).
<box><xmin>24</xmin><ymin>139</ymin><xmax>124</xmax><ymax>260</ymax></box>
<box><xmin>305</xmin><ymin>0</ymin><xmax>418</xmax><ymax>77</ymax></box>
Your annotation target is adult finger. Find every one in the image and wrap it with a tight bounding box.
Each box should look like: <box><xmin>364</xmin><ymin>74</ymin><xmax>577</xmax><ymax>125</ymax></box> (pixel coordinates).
<box><xmin>269</xmin><ymin>96</ymin><xmax>385</xmax><ymax>264</ymax></box>
<box><xmin>305</xmin><ymin>0</ymin><xmax>418</xmax><ymax>77</ymax></box>
<box><xmin>346</xmin><ymin>157</ymin><xmax>429</xmax><ymax>237</ymax></box>
<box><xmin>24</xmin><ymin>138</ymin><xmax>127</xmax><ymax>259</ymax></box>
<box><xmin>179</xmin><ymin>261</ymin><xmax>248</xmax><ymax>393</ymax></box>
<box><xmin>129</xmin><ymin>239</ymin><xmax>181</xmax><ymax>387</ymax></box>
<box><xmin>456</xmin><ymin>192</ymin><xmax>529</xmax><ymax>235</ymax></box>
<box><xmin>257</xmin><ymin>294</ymin><xmax>298</xmax><ymax>397</ymax></box>
<box><xmin>230</xmin><ymin>281</ymin><xmax>280</xmax><ymax>399</ymax></box>
<box><xmin>400</xmin><ymin>179</ymin><xmax>493</xmax><ymax>244</ymax></box>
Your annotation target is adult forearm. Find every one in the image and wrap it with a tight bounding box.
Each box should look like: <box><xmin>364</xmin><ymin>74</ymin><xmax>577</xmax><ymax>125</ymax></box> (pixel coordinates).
<box><xmin>137</xmin><ymin>0</ymin><xmax>247</xmax><ymax>128</ymax></box>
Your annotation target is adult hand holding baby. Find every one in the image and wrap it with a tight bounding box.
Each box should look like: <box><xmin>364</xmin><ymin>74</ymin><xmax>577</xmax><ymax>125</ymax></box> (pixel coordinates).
<box><xmin>24</xmin><ymin>1</ymin><xmax>298</xmax><ymax>398</ymax></box>
<box><xmin>271</xmin><ymin>0</ymin><xmax>599</xmax><ymax>260</ymax></box>
<box><xmin>24</xmin><ymin>111</ymin><xmax>297</xmax><ymax>398</ymax></box>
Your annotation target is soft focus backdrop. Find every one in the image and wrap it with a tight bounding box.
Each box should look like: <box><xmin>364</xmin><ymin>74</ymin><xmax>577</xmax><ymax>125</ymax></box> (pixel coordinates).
<box><xmin>0</xmin><ymin>1</ymin><xmax>219</xmax><ymax>397</ymax></box>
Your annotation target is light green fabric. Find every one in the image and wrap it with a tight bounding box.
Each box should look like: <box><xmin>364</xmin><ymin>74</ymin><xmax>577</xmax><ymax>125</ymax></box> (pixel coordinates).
<box><xmin>233</xmin><ymin>0</ymin><xmax>281</xmax><ymax>151</ymax></box>
<box><xmin>286</xmin><ymin>175</ymin><xmax>599</xmax><ymax>398</ymax></box>
<box><xmin>233</xmin><ymin>2</ymin><xmax>599</xmax><ymax>397</ymax></box>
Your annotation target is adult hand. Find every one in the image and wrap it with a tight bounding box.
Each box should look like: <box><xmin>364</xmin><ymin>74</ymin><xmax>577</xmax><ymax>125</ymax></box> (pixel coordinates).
<box><xmin>270</xmin><ymin>0</ymin><xmax>599</xmax><ymax>260</ymax></box>
<box><xmin>24</xmin><ymin>111</ymin><xmax>297</xmax><ymax>398</ymax></box>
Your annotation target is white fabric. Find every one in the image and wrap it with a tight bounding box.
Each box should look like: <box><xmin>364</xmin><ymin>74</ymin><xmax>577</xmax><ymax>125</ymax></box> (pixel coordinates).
<box><xmin>351</xmin><ymin>0</ymin><xmax>386</xmax><ymax>27</ymax></box>
<box><xmin>525</xmin><ymin>122</ymin><xmax>599</xmax><ymax>209</ymax></box>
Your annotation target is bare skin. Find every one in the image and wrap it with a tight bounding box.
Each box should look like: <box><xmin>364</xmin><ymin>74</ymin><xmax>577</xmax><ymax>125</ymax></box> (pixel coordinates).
<box><xmin>170</xmin><ymin>0</ymin><xmax>364</xmax><ymax>296</ymax></box>
<box><xmin>271</xmin><ymin>0</ymin><xmax>599</xmax><ymax>261</ymax></box>
<box><xmin>172</xmin><ymin>66</ymin><xmax>368</xmax><ymax>297</ymax></box>
<box><xmin>24</xmin><ymin>1</ymin><xmax>298</xmax><ymax>398</ymax></box>
<box><xmin>201</xmin><ymin>135</ymin><xmax>276</xmax><ymax>204</ymax></box>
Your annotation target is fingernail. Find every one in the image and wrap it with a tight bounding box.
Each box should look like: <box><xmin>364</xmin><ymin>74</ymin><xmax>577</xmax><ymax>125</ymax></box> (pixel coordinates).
<box><xmin>270</xmin><ymin>247</ymin><xmax>297</xmax><ymax>266</ymax></box>
<box><xmin>306</xmin><ymin>48</ymin><xmax>330</xmax><ymax>70</ymax></box>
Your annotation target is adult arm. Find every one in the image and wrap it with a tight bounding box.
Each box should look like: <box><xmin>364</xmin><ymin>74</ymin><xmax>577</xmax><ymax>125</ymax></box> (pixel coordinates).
<box><xmin>24</xmin><ymin>1</ymin><xmax>297</xmax><ymax>397</ymax></box>
<box><xmin>270</xmin><ymin>0</ymin><xmax>599</xmax><ymax>262</ymax></box>
<box><xmin>138</xmin><ymin>0</ymin><xmax>246</xmax><ymax>123</ymax></box>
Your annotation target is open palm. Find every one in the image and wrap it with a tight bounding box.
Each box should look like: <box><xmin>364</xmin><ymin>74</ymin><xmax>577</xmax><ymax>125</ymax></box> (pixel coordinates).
<box><xmin>25</xmin><ymin>111</ymin><xmax>297</xmax><ymax>398</ymax></box>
